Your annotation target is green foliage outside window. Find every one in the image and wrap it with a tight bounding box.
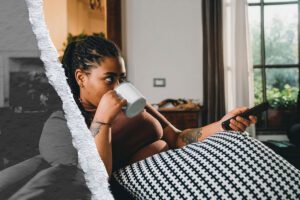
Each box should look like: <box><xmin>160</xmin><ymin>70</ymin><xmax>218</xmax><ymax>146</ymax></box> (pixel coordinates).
<box><xmin>267</xmin><ymin>84</ymin><xmax>298</xmax><ymax>108</ymax></box>
<box><xmin>250</xmin><ymin>6</ymin><xmax>299</xmax><ymax>109</ymax></box>
<box><xmin>254</xmin><ymin>69</ymin><xmax>299</xmax><ymax>108</ymax></box>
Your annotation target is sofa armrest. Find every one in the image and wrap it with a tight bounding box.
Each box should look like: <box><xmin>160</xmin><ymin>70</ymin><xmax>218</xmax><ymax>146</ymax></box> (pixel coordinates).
<box><xmin>0</xmin><ymin>154</ymin><xmax>50</xmax><ymax>199</ymax></box>
<box><xmin>8</xmin><ymin>164</ymin><xmax>91</xmax><ymax>200</ymax></box>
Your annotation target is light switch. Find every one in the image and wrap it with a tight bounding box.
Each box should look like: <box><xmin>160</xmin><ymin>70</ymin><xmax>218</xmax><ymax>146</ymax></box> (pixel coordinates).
<box><xmin>153</xmin><ymin>78</ymin><xmax>166</xmax><ymax>87</ymax></box>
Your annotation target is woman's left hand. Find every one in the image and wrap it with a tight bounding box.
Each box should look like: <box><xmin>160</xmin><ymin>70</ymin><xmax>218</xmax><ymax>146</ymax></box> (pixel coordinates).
<box><xmin>219</xmin><ymin>107</ymin><xmax>257</xmax><ymax>132</ymax></box>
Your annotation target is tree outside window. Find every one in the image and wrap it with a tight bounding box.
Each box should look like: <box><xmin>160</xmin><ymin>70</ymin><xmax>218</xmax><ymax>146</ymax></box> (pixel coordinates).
<box><xmin>248</xmin><ymin>0</ymin><xmax>300</xmax><ymax>133</ymax></box>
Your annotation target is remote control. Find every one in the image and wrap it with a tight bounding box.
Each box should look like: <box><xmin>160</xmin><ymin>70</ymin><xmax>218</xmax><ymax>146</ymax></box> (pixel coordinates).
<box><xmin>221</xmin><ymin>101</ymin><xmax>269</xmax><ymax>131</ymax></box>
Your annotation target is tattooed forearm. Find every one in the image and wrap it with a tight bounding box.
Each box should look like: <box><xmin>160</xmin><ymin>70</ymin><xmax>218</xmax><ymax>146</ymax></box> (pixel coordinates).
<box><xmin>89</xmin><ymin>122</ymin><xmax>101</xmax><ymax>137</ymax></box>
<box><xmin>179</xmin><ymin>128</ymin><xmax>203</xmax><ymax>145</ymax></box>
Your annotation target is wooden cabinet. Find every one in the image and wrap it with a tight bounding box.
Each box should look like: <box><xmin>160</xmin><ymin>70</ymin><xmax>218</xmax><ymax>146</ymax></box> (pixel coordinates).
<box><xmin>158</xmin><ymin>109</ymin><xmax>203</xmax><ymax>130</ymax></box>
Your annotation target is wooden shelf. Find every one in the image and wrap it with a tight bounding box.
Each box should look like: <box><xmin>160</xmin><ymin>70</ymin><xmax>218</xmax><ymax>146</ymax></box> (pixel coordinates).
<box><xmin>158</xmin><ymin>109</ymin><xmax>203</xmax><ymax>130</ymax></box>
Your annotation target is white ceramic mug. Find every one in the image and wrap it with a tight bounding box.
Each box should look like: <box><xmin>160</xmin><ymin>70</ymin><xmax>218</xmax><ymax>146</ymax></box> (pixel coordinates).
<box><xmin>114</xmin><ymin>82</ymin><xmax>146</xmax><ymax>118</ymax></box>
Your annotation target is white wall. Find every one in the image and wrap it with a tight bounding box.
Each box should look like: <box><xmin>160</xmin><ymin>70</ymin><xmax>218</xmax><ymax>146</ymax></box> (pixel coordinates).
<box><xmin>0</xmin><ymin>0</ymin><xmax>40</xmax><ymax>107</ymax></box>
<box><xmin>122</xmin><ymin>0</ymin><xmax>203</xmax><ymax>104</ymax></box>
<box><xmin>0</xmin><ymin>0</ymin><xmax>39</xmax><ymax>52</ymax></box>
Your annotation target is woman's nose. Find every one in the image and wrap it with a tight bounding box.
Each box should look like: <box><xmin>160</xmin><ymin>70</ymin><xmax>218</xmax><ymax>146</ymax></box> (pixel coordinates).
<box><xmin>114</xmin><ymin>80</ymin><xmax>120</xmax><ymax>88</ymax></box>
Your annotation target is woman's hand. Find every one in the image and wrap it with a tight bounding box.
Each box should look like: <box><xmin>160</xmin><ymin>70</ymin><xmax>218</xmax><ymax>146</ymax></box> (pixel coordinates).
<box><xmin>219</xmin><ymin>107</ymin><xmax>257</xmax><ymax>132</ymax></box>
<box><xmin>93</xmin><ymin>90</ymin><xmax>127</xmax><ymax>123</ymax></box>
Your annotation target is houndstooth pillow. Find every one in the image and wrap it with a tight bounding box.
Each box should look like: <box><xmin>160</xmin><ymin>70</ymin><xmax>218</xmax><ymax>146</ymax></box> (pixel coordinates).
<box><xmin>113</xmin><ymin>131</ymin><xmax>300</xmax><ymax>200</ymax></box>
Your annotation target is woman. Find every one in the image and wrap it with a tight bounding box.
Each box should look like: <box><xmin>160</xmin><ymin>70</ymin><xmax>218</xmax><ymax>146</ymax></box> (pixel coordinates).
<box><xmin>39</xmin><ymin>36</ymin><xmax>256</xmax><ymax>178</ymax></box>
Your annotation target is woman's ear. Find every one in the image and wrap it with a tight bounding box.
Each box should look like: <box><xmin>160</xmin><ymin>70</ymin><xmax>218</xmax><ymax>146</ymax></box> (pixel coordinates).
<box><xmin>75</xmin><ymin>69</ymin><xmax>86</xmax><ymax>88</ymax></box>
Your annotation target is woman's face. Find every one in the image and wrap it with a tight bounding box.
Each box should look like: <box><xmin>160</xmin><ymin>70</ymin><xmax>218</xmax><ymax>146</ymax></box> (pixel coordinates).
<box><xmin>76</xmin><ymin>56</ymin><xmax>126</xmax><ymax>107</ymax></box>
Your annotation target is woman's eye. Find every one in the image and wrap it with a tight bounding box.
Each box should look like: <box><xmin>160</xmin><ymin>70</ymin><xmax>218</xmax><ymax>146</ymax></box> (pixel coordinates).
<box><xmin>120</xmin><ymin>77</ymin><xmax>127</xmax><ymax>83</ymax></box>
<box><xmin>105</xmin><ymin>76</ymin><xmax>115</xmax><ymax>84</ymax></box>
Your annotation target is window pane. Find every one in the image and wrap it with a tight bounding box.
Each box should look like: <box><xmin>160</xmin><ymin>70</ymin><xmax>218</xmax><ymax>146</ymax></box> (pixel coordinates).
<box><xmin>254</xmin><ymin>69</ymin><xmax>263</xmax><ymax>105</ymax></box>
<box><xmin>249</xmin><ymin>6</ymin><xmax>261</xmax><ymax>65</ymax></box>
<box><xmin>9</xmin><ymin>58</ymin><xmax>61</xmax><ymax>112</ymax></box>
<box><xmin>266</xmin><ymin>68</ymin><xmax>299</xmax><ymax>108</ymax></box>
<box><xmin>265</xmin><ymin>5</ymin><xmax>298</xmax><ymax>65</ymax></box>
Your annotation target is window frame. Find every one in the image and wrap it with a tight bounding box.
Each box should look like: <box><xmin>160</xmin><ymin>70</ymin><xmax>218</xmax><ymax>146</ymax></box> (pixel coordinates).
<box><xmin>248</xmin><ymin>0</ymin><xmax>300</xmax><ymax>134</ymax></box>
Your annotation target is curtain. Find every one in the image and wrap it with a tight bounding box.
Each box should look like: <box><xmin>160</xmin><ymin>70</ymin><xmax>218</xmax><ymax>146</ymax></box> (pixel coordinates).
<box><xmin>222</xmin><ymin>0</ymin><xmax>256</xmax><ymax>137</ymax></box>
<box><xmin>202</xmin><ymin>0</ymin><xmax>226</xmax><ymax>125</ymax></box>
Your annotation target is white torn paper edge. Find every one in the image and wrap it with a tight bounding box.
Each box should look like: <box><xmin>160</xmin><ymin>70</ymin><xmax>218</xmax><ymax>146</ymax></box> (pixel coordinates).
<box><xmin>24</xmin><ymin>0</ymin><xmax>114</xmax><ymax>199</ymax></box>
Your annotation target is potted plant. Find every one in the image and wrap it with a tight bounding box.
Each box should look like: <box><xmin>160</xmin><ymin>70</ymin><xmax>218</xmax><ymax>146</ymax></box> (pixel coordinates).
<box><xmin>267</xmin><ymin>84</ymin><xmax>298</xmax><ymax>128</ymax></box>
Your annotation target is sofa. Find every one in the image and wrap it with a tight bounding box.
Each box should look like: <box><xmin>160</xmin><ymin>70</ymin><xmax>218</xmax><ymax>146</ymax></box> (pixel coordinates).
<box><xmin>0</xmin><ymin>154</ymin><xmax>94</xmax><ymax>200</ymax></box>
<box><xmin>0</xmin><ymin>154</ymin><xmax>134</xmax><ymax>200</ymax></box>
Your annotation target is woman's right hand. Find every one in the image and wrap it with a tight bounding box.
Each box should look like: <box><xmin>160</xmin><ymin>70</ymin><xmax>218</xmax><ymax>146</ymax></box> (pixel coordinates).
<box><xmin>93</xmin><ymin>90</ymin><xmax>127</xmax><ymax>124</ymax></box>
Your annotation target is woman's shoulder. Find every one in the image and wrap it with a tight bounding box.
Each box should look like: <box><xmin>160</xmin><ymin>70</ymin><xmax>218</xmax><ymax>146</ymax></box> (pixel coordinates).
<box><xmin>39</xmin><ymin>109</ymin><xmax>78</xmax><ymax>166</ymax></box>
<box><xmin>42</xmin><ymin>110</ymin><xmax>69</xmax><ymax>135</ymax></box>
<box><xmin>46</xmin><ymin>110</ymin><xmax>66</xmax><ymax>121</ymax></box>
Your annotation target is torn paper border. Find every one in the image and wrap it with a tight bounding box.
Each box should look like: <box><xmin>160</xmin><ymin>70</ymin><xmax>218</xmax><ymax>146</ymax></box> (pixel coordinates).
<box><xmin>24</xmin><ymin>0</ymin><xmax>114</xmax><ymax>199</ymax></box>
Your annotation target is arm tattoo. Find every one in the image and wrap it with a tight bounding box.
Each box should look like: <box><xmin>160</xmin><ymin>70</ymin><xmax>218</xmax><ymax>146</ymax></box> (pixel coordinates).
<box><xmin>89</xmin><ymin>122</ymin><xmax>101</xmax><ymax>137</ymax></box>
<box><xmin>179</xmin><ymin>128</ymin><xmax>203</xmax><ymax>144</ymax></box>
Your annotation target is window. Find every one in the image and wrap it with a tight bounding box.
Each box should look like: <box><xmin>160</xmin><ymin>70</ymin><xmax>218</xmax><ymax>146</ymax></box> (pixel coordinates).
<box><xmin>248</xmin><ymin>0</ymin><xmax>300</xmax><ymax>133</ymax></box>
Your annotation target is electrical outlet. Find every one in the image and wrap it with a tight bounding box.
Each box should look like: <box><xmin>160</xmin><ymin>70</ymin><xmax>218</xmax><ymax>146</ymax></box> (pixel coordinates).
<box><xmin>153</xmin><ymin>78</ymin><xmax>166</xmax><ymax>87</ymax></box>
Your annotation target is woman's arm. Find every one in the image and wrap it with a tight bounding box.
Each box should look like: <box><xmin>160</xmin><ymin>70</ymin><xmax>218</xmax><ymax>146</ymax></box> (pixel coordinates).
<box><xmin>145</xmin><ymin>102</ymin><xmax>225</xmax><ymax>149</ymax></box>
<box><xmin>146</xmin><ymin>103</ymin><xmax>257</xmax><ymax>148</ymax></box>
<box><xmin>146</xmin><ymin>103</ymin><xmax>257</xmax><ymax>149</ymax></box>
<box><xmin>90</xmin><ymin>121</ymin><xmax>112</xmax><ymax>178</ymax></box>
<box><xmin>91</xmin><ymin>90</ymin><xmax>127</xmax><ymax>179</ymax></box>
<box><xmin>176</xmin><ymin>122</ymin><xmax>221</xmax><ymax>148</ymax></box>
<box><xmin>176</xmin><ymin>107</ymin><xmax>257</xmax><ymax>148</ymax></box>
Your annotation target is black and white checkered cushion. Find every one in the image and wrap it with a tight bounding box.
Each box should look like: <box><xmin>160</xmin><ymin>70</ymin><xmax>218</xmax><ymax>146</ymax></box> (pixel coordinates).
<box><xmin>113</xmin><ymin>131</ymin><xmax>300</xmax><ymax>199</ymax></box>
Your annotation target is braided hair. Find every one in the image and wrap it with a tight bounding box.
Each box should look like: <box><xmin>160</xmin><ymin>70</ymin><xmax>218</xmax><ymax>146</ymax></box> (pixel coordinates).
<box><xmin>61</xmin><ymin>36</ymin><xmax>122</xmax><ymax>126</ymax></box>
